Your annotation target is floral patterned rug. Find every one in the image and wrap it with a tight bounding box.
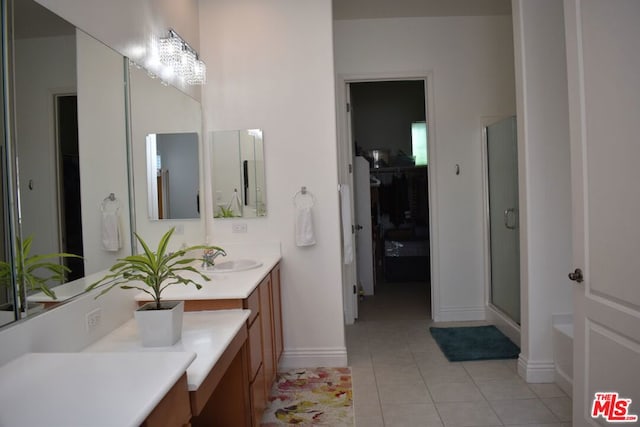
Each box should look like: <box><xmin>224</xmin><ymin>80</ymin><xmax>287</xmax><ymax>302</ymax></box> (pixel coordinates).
<box><xmin>261</xmin><ymin>367</ymin><xmax>354</xmax><ymax>426</ymax></box>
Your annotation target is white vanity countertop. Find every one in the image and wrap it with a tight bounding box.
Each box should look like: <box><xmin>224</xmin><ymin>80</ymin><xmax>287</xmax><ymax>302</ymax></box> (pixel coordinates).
<box><xmin>85</xmin><ymin>309</ymin><xmax>251</xmax><ymax>391</ymax></box>
<box><xmin>0</xmin><ymin>351</ymin><xmax>195</xmax><ymax>427</ymax></box>
<box><xmin>134</xmin><ymin>253</ymin><xmax>281</xmax><ymax>302</ymax></box>
<box><xmin>27</xmin><ymin>269</ymin><xmax>107</xmax><ymax>303</ymax></box>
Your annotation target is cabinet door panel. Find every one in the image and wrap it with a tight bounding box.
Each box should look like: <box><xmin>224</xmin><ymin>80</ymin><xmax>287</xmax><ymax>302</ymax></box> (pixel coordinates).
<box><xmin>244</xmin><ymin>288</ymin><xmax>260</xmax><ymax>325</ymax></box>
<box><xmin>251</xmin><ymin>365</ymin><xmax>266</xmax><ymax>427</ymax></box>
<box><xmin>271</xmin><ymin>264</ymin><xmax>283</xmax><ymax>362</ymax></box>
<box><xmin>248</xmin><ymin>316</ymin><xmax>262</xmax><ymax>381</ymax></box>
<box><xmin>259</xmin><ymin>275</ymin><xmax>275</xmax><ymax>388</ymax></box>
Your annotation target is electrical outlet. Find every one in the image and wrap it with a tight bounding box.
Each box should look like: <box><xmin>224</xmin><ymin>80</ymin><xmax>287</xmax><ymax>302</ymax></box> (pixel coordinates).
<box><xmin>86</xmin><ymin>308</ymin><xmax>102</xmax><ymax>332</ymax></box>
<box><xmin>232</xmin><ymin>223</ymin><xmax>248</xmax><ymax>233</ymax></box>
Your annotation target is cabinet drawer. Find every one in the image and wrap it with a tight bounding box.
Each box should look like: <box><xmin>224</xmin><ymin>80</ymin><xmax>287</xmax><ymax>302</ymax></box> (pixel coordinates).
<box><xmin>244</xmin><ymin>288</ymin><xmax>260</xmax><ymax>325</ymax></box>
<box><xmin>248</xmin><ymin>315</ymin><xmax>263</xmax><ymax>381</ymax></box>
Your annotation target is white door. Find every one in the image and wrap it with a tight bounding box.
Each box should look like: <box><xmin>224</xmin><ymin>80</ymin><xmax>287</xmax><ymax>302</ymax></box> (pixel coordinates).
<box><xmin>565</xmin><ymin>0</ymin><xmax>640</xmax><ymax>423</ymax></box>
<box><xmin>354</xmin><ymin>156</ymin><xmax>374</xmax><ymax>296</ymax></box>
<box><xmin>339</xmin><ymin>84</ymin><xmax>358</xmax><ymax>324</ymax></box>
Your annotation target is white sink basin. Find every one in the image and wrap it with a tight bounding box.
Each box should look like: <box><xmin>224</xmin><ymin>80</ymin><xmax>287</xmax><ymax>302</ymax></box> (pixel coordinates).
<box><xmin>210</xmin><ymin>259</ymin><xmax>263</xmax><ymax>273</ymax></box>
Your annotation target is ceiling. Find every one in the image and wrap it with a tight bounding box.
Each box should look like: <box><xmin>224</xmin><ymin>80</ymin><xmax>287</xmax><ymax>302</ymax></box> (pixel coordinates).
<box><xmin>333</xmin><ymin>0</ymin><xmax>511</xmax><ymax>20</ymax></box>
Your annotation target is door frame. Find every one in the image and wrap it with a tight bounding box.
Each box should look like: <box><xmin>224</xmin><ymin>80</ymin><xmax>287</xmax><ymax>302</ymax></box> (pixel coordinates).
<box><xmin>481</xmin><ymin>115</ymin><xmax>521</xmax><ymax>345</ymax></box>
<box><xmin>335</xmin><ymin>71</ymin><xmax>438</xmax><ymax>324</ymax></box>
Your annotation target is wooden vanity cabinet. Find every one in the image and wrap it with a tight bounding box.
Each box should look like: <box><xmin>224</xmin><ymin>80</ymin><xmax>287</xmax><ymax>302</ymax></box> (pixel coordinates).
<box><xmin>189</xmin><ymin>325</ymin><xmax>251</xmax><ymax>427</ymax></box>
<box><xmin>141</xmin><ymin>373</ymin><xmax>191</xmax><ymax>427</ymax></box>
<box><xmin>244</xmin><ymin>272</ymin><xmax>277</xmax><ymax>424</ymax></box>
<box><xmin>181</xmin><ymin>262</ymin><xmax>283</xmax><ymax>426</ymax></box>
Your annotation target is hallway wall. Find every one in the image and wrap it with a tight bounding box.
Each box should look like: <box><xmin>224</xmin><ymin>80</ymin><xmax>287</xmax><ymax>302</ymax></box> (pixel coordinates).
<box><xmin>198</xmin><ymin>0</ymin><xmax>346</xmax><ymax>367</ymax></box>
<box><xmin>512</xmin><ymin>0</ymin><xmax>573</xmax><ymax>382</ymax></box>
<box><xmin>334</xmin><ymin>15</ymin><xmax>516</xmax><ymax>321</ymax></box>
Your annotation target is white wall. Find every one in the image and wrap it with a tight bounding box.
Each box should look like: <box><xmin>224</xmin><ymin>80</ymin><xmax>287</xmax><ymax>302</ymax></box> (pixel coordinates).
<box><xmin>512</xmin><ymin>0</ymin><xmax>573</xmax><ymax>382</ymax></box>
<box><xmin>199</xmin><ymin>0</ymin><xmax>346</xmax><ymax>367</ymax></box>
<box><xmin>77</xmin><ymin>30</ymin><xmax>131</xmax><ymax>274</ymax></box>
<box><xmin>14</xmin><ymin>35</ymin><xmax>76</xmax><ymax>259</ymax></box>
<box><xmin>0</xmin><ymin>281</ymin><xmax>137</xmax><ymax>367</ymax></box>
<box><xmin>334</xmin><ymin>16</ymin><xmax>516</xmax><ymax>321</ymax></box>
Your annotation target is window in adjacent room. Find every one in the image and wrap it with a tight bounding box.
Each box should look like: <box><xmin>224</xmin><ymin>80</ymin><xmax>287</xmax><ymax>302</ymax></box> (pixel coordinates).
<box><xmin>411</xmin><ymin>121</ymin><xmax>428</xmax><ymax>166</ymax></box>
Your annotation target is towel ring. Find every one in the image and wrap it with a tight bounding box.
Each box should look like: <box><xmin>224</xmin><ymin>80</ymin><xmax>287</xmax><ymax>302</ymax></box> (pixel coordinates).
<box><xmin>293</xmin><ymin>186</ymin><xmax>315</xmax><ymax>207</ymax></box>
<box><xmin>101</xmin><ymin>193</ymin><xmax>121</xmax><ymax>211</ymax></box>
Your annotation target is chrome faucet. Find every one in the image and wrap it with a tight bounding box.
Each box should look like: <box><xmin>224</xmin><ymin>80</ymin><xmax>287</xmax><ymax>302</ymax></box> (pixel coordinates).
<box><xmin>202</xmin><ymin>248</ymin><xmax>227</xmax><ymax>268</ymax></box>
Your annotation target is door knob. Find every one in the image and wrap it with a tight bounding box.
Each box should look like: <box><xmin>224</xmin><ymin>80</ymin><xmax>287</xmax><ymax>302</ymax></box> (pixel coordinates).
<box><xmin>568</xmin><ymin>268</ymin><xmax>584</xmax><ymax>283</ymax></box>
<box><xmin>355</xmin><ymin>225</ymin><xmax>363</xmax><ymax>231</ymax></box>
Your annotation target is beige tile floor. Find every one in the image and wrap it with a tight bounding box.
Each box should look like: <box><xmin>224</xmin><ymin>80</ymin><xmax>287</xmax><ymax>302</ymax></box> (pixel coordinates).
<box><xmin>347</xmin><ymin>281</ymin><xmax>572</xmax><ymax>427</ymax></box>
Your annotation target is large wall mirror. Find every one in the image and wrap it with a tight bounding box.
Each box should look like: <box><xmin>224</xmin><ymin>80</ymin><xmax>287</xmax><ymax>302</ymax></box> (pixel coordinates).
<box><xmin>0</xmin><ymin>0</ymin><xmax>130</xmax><ymax>326</ymax></box>
<box><xmin>211</xmin><ymin>129</ymin><xmax>266</xmax><ymax>218</ymax></box>
<box><xmin>129</xmin><ymin>61</ymin><xmax>204</xmax><ymax>251</ymax></box>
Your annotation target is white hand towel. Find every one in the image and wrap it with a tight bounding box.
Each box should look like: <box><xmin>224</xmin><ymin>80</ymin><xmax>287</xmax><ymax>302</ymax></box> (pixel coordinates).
<box><xmin>101</xmin><ymin>208</ymin><xmax>122</xmax><ymax>252</ymax></box>
<box><xmin>295</xmin><ymin>205</ymin><xmax>316</xmax><ymax>247</ymax></box>
<box><xmin>340</xmin><ymin>184</ymin><xmax>354</xmax><ymax>264</ymax></box>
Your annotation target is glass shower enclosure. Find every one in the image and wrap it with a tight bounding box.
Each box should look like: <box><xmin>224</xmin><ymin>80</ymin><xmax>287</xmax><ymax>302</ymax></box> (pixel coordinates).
<box><xmin>485</xmin><ymin>116</ymin><xmax>520</xmax><ymax>324</ymax></box>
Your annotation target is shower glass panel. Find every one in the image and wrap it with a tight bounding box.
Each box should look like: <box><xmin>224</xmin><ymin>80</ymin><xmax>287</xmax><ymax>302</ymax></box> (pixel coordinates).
<box><xmin>486</xmin><ymin>116</ymin><xmax>520</xmax><ymax>324</ymax></box>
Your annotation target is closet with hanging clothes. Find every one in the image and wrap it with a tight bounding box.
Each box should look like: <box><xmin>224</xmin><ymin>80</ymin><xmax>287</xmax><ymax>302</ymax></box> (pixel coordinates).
<box><xmin>370</xmin><ymin>165</ymin><xmax>429</xmax><ymax>282</ymax></box>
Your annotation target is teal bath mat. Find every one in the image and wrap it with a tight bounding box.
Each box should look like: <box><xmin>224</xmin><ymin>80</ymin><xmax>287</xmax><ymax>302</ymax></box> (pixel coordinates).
<box><xmin>429</xmin><ymin>325</ymin><xmax>520</xmax><ymax>362</ymax></box>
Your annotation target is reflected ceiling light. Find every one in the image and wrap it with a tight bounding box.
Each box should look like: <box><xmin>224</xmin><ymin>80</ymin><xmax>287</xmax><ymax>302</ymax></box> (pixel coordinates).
<box><xmin>248</xmin><ymin>129</ymin><xmax>263</xmax><ymax>138</ymax></box>
<box><xmin>158</xmin><ymin>29</ymin><xmax>206</xmax><ymax>85</ymax></box>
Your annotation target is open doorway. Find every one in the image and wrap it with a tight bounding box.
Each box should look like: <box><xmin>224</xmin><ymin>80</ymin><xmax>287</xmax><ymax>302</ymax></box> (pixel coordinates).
<box><xmin>54</xmin><ymin>94</ymin><xmax>84</xmax><ymax>281</ymax></box>
<box><xmin>343</xmin><ymin>78</ymin><xmax>433</xmax><ymax>322</ymax></box>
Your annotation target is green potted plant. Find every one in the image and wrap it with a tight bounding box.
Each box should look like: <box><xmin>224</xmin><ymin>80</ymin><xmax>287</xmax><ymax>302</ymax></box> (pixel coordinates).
<box><xmin>214</xmin><ymin>205</ymin><xmax>237</xmax><ymax>218</ymax></box>
<box><xmin>0</xmin><ymin>235</ymin><xmax>82</xmax><ymax>317</ymax></box>
<box><xmin>87</xmin><ymin>227</ymin><xmax>224</xmax><ymax>347</ymax></box>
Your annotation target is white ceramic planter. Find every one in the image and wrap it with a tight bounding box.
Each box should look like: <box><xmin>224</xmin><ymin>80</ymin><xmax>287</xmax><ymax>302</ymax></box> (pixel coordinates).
<box><xmin>134</xmin><ymin>300</ymin><xmax>184</xmax><ymax>347</ymax></box>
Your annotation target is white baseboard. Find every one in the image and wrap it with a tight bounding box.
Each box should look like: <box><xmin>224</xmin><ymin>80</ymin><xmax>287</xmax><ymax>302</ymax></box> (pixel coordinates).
<box><xmin>517</xmin><ymin>355</ymin><xmax>556</xmax><ymax>383</ymax></box>
<box><xmin>486</xmin><ymin>305</ymin><xmax>521</xmax><ymax>347</ymax></box>
<box><xmin>434</xmin><ymin>306</ymin><xmax>486</xmax><ymax>322</ymax></box>
<box><xmin>555</xmin><ymin>366</ymin><xmax>573</xmax><ymax>397</ymax></box>
<box><xmin>279</xmin><ymin>347</ymin><xmax>348</xmax><ymax>370</ymax></box>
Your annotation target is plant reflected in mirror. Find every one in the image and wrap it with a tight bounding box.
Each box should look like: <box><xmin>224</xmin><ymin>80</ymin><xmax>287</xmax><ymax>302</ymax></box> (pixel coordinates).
<box><xmin>0</xmin><ymin>236</ymin><xmax>82</xmax><ymax>317</ymax></box>
<box><xmin>211</xmin><ymin>129</ymin><xmax>266</xmax><ymax>219</ymax></box>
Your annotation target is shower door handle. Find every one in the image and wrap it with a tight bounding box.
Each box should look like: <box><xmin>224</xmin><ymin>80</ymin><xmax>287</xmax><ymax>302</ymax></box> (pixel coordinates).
<box><xmin>504</xmin><ymin>208</ymin><xmax>517</xmax><ymax>230</ymax></box>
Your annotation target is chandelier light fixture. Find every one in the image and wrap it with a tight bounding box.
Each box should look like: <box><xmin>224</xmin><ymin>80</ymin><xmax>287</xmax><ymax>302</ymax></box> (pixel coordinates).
<box><xmin>158</xmin><ymin>29</ymin><xmax>206</xmax><ymax>85</ymax></box>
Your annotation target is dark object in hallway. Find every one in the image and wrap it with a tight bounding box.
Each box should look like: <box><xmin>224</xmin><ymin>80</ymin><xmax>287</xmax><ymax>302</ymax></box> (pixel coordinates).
<box><xmin>429</xmin><ymin>325</ymin><xmax>520</xmax><ymax>362</ymax></box>
<box><xmin>384</xmin><ymin>228</ymin><xmax>429</xmax><ymax>282</ymax></box>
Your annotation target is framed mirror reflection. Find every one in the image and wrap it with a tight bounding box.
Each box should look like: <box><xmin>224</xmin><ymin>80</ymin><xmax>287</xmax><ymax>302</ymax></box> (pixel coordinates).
<box><xmin>211</xmin><ymin>129</ymin><xmax>266</xmax><ymax>219</ymax></box>
<box><xmin>146</xmin><ymin>132</ymin><xmax>200</xmax><ymax>220</ymax></box>
<box><xmin>0</xmin><ymin>0</ymin><xmax>132</xmax><ymax>324</ymax></box>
